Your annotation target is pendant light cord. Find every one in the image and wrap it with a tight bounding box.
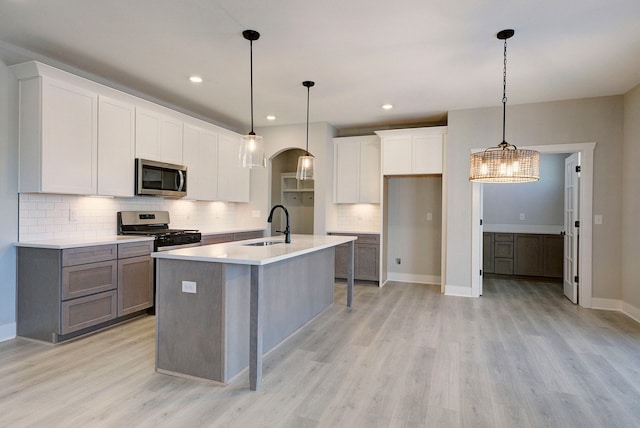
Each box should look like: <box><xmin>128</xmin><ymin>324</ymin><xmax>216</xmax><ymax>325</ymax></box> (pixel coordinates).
<box><xmin>249</xmin><ymin>39</ymin><xmax>255</xmax><ymax>135</ymax></box>
<box><xmin>306</xmin><ymin>85</ymin><xmax>310</xmax><ymax>155</ymax></box>
<box><xmin>501</xmin><ymin>37</ymin><xmax>508</xmax><ymax>145</ymax></box>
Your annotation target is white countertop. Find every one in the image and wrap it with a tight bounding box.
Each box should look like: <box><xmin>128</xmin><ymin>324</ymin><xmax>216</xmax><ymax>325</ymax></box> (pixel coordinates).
<box><xmin>152</xmin><ymin>234</ymin><xmax>357</xmax><ymax>266</ymax></box>
<box><xmin>14</xmin><ymin>235</ymin><xmax>155</xmax><ymax>249</ymax></box>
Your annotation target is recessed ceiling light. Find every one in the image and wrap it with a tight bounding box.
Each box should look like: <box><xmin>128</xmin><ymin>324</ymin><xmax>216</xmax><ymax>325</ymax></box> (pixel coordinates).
<box><xmin>189</xmin><ymin>75</ymin><xmax>203</xmax><ymax>83</ymax></box>
<box><xmin>266</xmin><ymin>115</ymin><xmax>276</xmax><ymax>121</ymax></box>
<box><xmin>382</xmin><ymin>104</ymin><xmax>393</xmax><ymax>110</ymax></box>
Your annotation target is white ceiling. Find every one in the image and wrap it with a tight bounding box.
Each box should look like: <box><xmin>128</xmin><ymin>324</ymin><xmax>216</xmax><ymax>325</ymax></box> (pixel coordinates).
<box><xmin>1</xmin><ymin>0</ymin><xmax>639</xmax><ymax>133</ymax></box>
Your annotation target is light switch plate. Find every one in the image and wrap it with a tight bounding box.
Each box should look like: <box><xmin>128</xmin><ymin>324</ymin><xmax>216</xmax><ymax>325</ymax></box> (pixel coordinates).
<box><xmin>594</xmin><ymin>215</ymin><xmax>603</xmax><ymax>225</ymax></box>
<box><xmin>182</xmin><ymin>281</ymin><xmax>197</xmax><ymax>294</ymax></box>
<box><xmin>427</xmin><ymin>212</ymin><xmax>433</xmax><ymax>221</ymax></box>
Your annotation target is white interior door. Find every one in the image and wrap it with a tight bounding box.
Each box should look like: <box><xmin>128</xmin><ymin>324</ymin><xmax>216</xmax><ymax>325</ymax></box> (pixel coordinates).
<box><xmin>563</xmin><ymin>153</ymin><xmax>580</xmax><ymax>304</ymax></box>
<box><xmin>479</xmin><ymin>184</ymin><xmax>484</xmax><ymax>296</ymax></box>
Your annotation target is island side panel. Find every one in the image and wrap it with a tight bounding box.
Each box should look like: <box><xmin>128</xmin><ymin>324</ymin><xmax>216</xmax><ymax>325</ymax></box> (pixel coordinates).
<box><xmin>156</xmin><ymin>259</ymin><xmax>225</xmax><ymax>381</ymax></box>
<box><xmin>224</xmin><ymin>264</ymin><xmax>251</xmax><ymax>381</ymax></box>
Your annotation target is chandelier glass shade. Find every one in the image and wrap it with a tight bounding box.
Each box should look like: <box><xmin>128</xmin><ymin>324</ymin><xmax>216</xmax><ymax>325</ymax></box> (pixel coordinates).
<box><xmin>469</xmin><ymin>29</ymin><xmax>540</xmax><ymax>183</ymax></box>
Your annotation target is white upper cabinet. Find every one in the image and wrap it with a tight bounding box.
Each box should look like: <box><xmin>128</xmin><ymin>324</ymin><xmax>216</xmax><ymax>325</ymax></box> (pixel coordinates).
<box><xmin>183</xmin><ymin>123</ymin><xmax>219</xmax><ymax>201</ymax></box>
<box><xmin>135</xmin><ymin>108</ymin><xmax>183</xmax><ymax>165</ymax></box>
<box><xmin>97</xmin><ymin>96</ymin><xmax>135</xmax><ymax>197</ymax></box>
<box><xmin>12</xmin><ymin>62</ymin><xmax>98</xmax><ymax>195</ymax></box>
<box><xmin>377</xmin><ymin>127</ymin><xmax>446</xmax><ymax>175</ymax></box>
<box><xmin>217</xmin><ymin>133</ymin><xmax>250</xmax><ymax>203</ymax></box>
<box><xmin>334</xmin><ymin>135</ymin><xmax>380</xmax><ymax>204</ymax></box>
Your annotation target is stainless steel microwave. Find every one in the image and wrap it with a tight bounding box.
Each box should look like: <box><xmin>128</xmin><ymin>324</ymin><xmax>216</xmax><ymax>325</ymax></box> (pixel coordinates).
<box><xmin>135</xmin><ymin>159</ymin><xmax>187</xmax><ymax>197</ymax></box>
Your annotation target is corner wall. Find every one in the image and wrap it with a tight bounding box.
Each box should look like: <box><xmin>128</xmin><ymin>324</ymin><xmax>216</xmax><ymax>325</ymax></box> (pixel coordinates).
<box><xmin>622</xmin><ymin>84</ymin><xmax>640</xmax><ymax>316</ymax></box>
<box><xmin>0</xmin><ymin>58</ymin><xmax>19</xmax><ymax>341</ymax></box>
<box><xmin>447</xmin><ymin>96</ymin><xmax>624</xmax><ymax>301</ymax></box>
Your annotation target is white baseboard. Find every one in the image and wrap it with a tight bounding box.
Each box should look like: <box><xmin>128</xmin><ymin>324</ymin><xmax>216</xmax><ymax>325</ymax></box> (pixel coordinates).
<box><xmin>591</xmin><ymin>297</ymin><xmax>622</xmax><ymax>311</ymax></box>
<box><xmin>444</xmin><ymin>284</ymin><xmax>473</xmax><ymax>297</ymax></box>
<box><xmin>386</xmin><ymin>272</ymin><xmax>440</xmax><ymax>285</ymax></box>
<box><xmin>591</xmin><ymin>298</ymin><xmax>640</xmax><ymax>324</ymax></box>
<box><xmin>622</xmin><ymin>301</ymin><xmax>640</xmax><ymax>324</ymax></box>
<box><xmin>0</xmin><ymin>322</ymin><xmax>16</xmax><ymax>342</ymax></box>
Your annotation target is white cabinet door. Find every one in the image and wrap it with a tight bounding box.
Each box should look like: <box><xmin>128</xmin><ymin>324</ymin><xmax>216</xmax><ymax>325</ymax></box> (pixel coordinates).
<box><xmin>217</xmin><ymin>133</ymin><xmax>249</xmax><ymax>203</ymax></box>
<box><xmin>359</xmin><ymin>138</ymin><xmax>381</xmax><ymax>203</ymax></box>
<box><xmin>334</xmin><ymin>136</ymin><xmax>381</xmax><ymax>203</ymax></box>
<box><xmin>412</xmin><ymin>134</ymin><xmax>443</xmax><ymax>174</ymax></box>
<box><xmin>18</xmin><ymin>76</ymin><xmax>98</xmax><ymax>195</ymax></box>
<box><xmin>334</xmin><ymin>140</ymin><xmax>360</xmax><ymax>203</ymax></box>
<box><xmin>135</xmin><ymin>109</ymin><xmax>161</xmax><ymax>161</ymax></box>
<box><xmin>97</xmin><ymin>96</ymin><xmax>135</xmax><ymax>197</ymax></box>
<box><xmin>135</xmin><ymin>108</ymin><xmax>183</xmax><ymax>165</ymax></box>
<box><xmin>160</xmin><ymin>116</ymin><xmax>183</xmax><ymax>165</ymax></box>
<box><xmin>183</xmin><ymin>124</ymin><xmax>218</xmax><ymax>201</ymax></box>
<box><xmin>381</xmin><ymin>136</ymin><xmax>412</xmax><ymax>175</ymax></box>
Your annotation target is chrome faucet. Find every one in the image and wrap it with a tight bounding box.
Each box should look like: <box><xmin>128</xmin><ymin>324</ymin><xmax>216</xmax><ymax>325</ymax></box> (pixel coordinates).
<box><xmin>267</xmin><ymin>204</ymin><xmax>291</xmax><ymax>243</ymax></box>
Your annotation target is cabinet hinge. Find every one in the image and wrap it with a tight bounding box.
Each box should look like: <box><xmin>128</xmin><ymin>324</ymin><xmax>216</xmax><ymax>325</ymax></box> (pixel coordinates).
<box><xmin>574</xmin><ymin>220</ymin><xmax>580</xmax><ymax>228</ymax></box>
<box><xmin>480</xmin><ymin>219</ymin><xmax>483</xmax><ymax>226</ymax></box>
<box><xmin>574</xmin><ymin>275</ymin><xmax>579</xmax><ymax>283</ymax></box>
<box><xmin>575</xmin><ymin>165</ymin><xmax>581</xmax><ymax>173</ymax></box>
<box><xmin>480</xmin><ymin>269</ymin><xmax>483</xmax><ymax>276</ymax></box>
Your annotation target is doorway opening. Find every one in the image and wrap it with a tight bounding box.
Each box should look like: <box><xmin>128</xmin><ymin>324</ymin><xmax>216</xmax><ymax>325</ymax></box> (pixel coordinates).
<box><xmin>471</xmin><ymin>142</ymin><xmax>596</xmax><ymax>308</ymax></box>
<box><xmin>270</xmin><ymin>148</ymin><xmax>314</xmax><ymax>235</ymax></box>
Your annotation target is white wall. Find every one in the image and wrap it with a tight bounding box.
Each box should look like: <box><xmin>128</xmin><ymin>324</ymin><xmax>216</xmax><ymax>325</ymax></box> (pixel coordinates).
<box><xmin>386</xmin><ymin>176</ymin><xmax>442</xmax><ymax>284</ymax></box>
<box><xmin>622</xmin><ymin>84</ymin><xmax>640</xmax><ymax>312</ymax></box>
<box><xmin>252</xmin><ymin>122</ymin><xmax>337</xmax><ymax>235</ymax></box>
<box><xmin>0</xmin><ymin>58</ymin><xmax>18</xmax><ymax>340</ymax></box>
<box><xmin>447</xmin><ymin>96</ymin><xmax>623</xmax><ymax>300</ymax></box>
<box><xmin>483</xmin><ymin>153</ymin><xmax>565</xmax><ymax>233</ymax></box>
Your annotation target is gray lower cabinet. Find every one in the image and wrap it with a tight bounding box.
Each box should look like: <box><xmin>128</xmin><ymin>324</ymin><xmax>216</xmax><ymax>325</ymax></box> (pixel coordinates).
<box><xmin>330</xmin><ymin>233</ymin><xmax>379</xmax><ymax>284</ymax></box>
<box><xmin>117</xmin><ymin>241</ymin><xmax>154</xmax><ymax>316</ymax></box>
<box><xmin>483</xmin><ymin>232</ymin><xmax>563</xmax><ymax>279</ymax></box>
<box><xmin>17</xmin><ymin>240</ymin><xmax>153</xmax><ymax>343</ymax></box>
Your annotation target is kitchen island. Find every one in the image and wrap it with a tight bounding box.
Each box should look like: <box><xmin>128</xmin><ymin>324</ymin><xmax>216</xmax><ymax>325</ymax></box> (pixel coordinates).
<box><xmin>152</xmin><ymin>234</ymin><xmax>356</xmax><ymax>390</ymax></box>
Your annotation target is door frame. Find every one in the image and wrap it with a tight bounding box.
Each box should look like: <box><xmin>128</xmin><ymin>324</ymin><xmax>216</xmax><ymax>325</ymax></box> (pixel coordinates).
<box><xmin>470</xmin><ymin>142</ymin><xmax>596</xmax><ymax>308</ymax></box>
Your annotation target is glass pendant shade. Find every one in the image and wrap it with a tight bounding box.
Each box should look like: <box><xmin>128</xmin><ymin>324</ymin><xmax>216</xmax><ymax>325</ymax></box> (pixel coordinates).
<box><xmin>240</xmin><ymin>133</ymin><xmax>266</xmax><ymax>168</ymax></box>
<box><xmin>469</xmin><ymin>144</ymin><xmax>539</xmax><ymax>183</ymax></box>
<box><xmin>296</xmin><ymin>155</ymin><xmax>315</xmax><ymax>180</ymax></box>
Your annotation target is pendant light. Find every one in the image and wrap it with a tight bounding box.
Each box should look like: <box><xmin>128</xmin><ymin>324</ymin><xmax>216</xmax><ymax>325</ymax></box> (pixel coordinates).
<box><xmin>469</xmin><ymin>29</ymin><xmax>540</xmax><ymax>183</ymax></box>
<box><xmin>296</xmin><ymin>80</ymin><xmax>315</xmax><ymax>180</ymax></box>
<box><xmin>240</xmin><ymin>29</ymin><xmax>266</xmax><ymax>168</ymax></box>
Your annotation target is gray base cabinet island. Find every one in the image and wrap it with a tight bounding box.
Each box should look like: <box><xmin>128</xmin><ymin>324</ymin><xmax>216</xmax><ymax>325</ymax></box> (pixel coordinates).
<box><xmin>152</xmin><ymin>234</ymin><xmax>356</xmax><ymax>390</ymax></box>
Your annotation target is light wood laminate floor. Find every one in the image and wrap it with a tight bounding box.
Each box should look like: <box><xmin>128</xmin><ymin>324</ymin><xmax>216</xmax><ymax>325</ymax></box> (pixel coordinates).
<box><xmin>2</xmin><ymin>278</ymin><xmax>640</xmax><ymax>427</ymax></box>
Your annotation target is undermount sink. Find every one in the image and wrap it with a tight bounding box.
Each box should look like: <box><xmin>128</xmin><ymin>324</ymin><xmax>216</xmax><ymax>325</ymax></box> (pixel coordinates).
<box><xmin>243</xmin><ymin>241</ymin><xmax>285</xmax><ymax>247</ymax></box>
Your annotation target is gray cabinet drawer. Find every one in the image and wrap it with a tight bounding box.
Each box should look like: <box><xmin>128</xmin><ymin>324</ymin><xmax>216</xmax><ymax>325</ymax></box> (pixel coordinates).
<box><xmin>494</xmin><ymin>241</ymin><xmax>513</xmax><ymax>258</ymax></box>
<box><xmin>494</xmin><ymin>258</ymin><xmax>514</xmax><ymax>275</ymax></box>
<box><xmin>201</xmin><ymin>233</ymin><xmax>234</xmax><ymax>245</ymax></box>
<box><xmin>233</xmin><ymin>230</ymin><xmax>264</xmax><ymax>241</ymax></box>
<box><xmin>61</xmin><ymin>290</ymin><xmax>117</xmax><ymax>334</ymax></box>
<box><xmin>62</xmin><ymin>244</ymin><xmax>117</xmax><ymax>267</ymax></box>
<box><xmin>61</xmin><ymin>260</ymin><xmax>117</xmax><ymax>300</ymax></box>
<box><xmin>354</xmin><ymin>234</ymin><xmax>379</xmax><ymax>245</ymax></box>
<box><xmin>494</xmin><ymin>233</ymin><xmax>514</xmax><ymax>242</ymax></box>
<box><xmin>118</xmin><ymin>241</ymin><xmax>153</xmax><ymax>259</ymax></box>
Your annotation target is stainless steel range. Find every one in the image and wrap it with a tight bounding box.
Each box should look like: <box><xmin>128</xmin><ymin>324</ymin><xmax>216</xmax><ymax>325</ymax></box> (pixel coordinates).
<box><xmin>118</xmin><ymin>211</ymin><xmax>201</xmax><ymax>314</ymax></box>
<box><xmin>117</xmin><ymin>211</ymin><xmax>201</xmax><ymax>251</ymax></box>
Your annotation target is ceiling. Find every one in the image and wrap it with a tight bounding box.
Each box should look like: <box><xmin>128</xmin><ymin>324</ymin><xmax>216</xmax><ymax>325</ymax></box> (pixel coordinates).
<box><xmin>0</xmin><ymin>0</ymin><xmax>639</xmax><ymax>133</ymax></box>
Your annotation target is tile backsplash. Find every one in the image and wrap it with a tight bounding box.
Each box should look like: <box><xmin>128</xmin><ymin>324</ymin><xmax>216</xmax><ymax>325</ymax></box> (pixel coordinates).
<box><xmin>334</xmin><ymin>204</ymin><xmax>380</xmax><ymax>232</ymax></box>
<box><xmin>18</xmin><ymin>193</ymin><xmax>237</xmax><ymax>242</ymax></box>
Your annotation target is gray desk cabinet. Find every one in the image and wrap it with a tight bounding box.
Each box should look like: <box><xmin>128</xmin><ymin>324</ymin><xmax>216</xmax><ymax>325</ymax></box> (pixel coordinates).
<box><xmin>330</xmin><ymin>233</ymin><xmax>380</xmax><ymax>284</ymax></box>
<box><xmin>483</xmin><ymin>232</ymin><xmax>563</xmax><ymax>279</ymax></box>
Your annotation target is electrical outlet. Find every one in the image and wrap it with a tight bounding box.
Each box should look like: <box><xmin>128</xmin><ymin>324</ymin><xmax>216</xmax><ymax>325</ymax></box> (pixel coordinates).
<box><xmin>519</xmin><ymin>213</ymin><xmax>525</xmax><ymax>221</ymax></box>
<box><xmin>594</xmin><ymin>215</ymin><xmax>603</xmax><ymax>225</ymax></box>
<box><xmin>396</xmin><ymin>258</ymin><xmax>401</xmax><ymax>265</ymax></box>
<box><xmin>182</xmin><ymin>281</ymin><xmax>197</xmax><ymax>294</ymax></box>
<box><xmin>69</xmin><ymin>209</ymin><xmax>78</xmax><ymax>222</ymax></box>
